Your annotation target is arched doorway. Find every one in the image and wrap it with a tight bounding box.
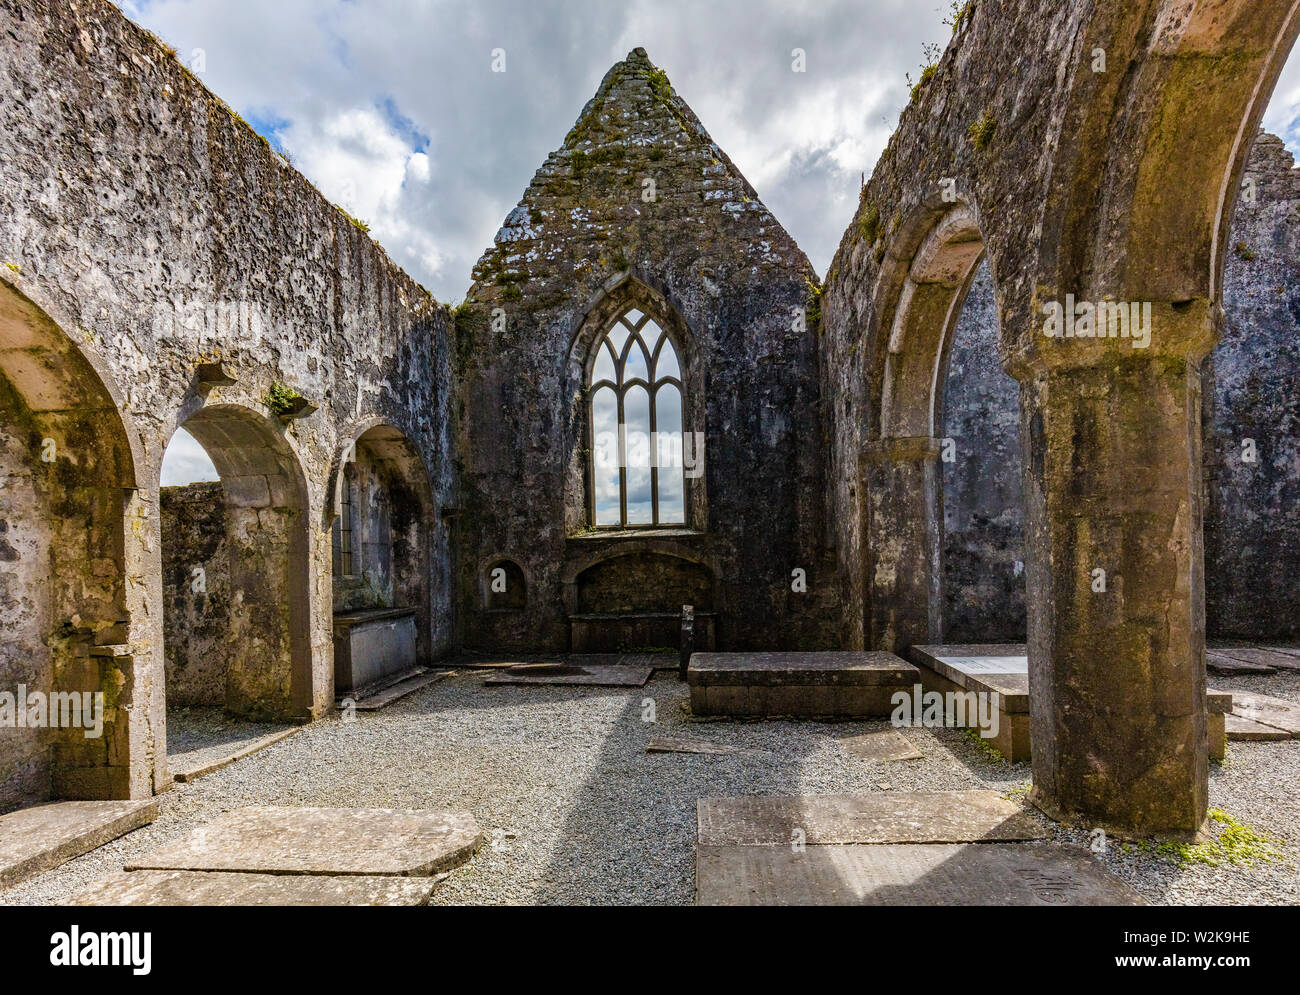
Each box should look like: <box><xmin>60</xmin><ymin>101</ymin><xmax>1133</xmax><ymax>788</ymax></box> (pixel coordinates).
<box><xmin>0</xmin><ymin>277</ymin><xmax>154</xmax><ymax>808</ymax></box>
<box><xmin>328</xmin><ymin>422</ymin><xmax>438</xmax><ymax>695</ymax></box>
<box><xmin>159</xmin><ymin>404</ymin><xmax>313</xmax><ymax>722</ymax></box>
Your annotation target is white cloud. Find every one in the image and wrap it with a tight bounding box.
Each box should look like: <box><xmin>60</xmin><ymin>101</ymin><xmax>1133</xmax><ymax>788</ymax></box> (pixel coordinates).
<box><xmin>121</xmin><ymin>0</ymin><xmax>1300</xmax><ymax>298</ymax></box>
<box><xmin>160</xmin><ymin>427</ymin><xmax>220</xmax><ymax>486</ymax></box>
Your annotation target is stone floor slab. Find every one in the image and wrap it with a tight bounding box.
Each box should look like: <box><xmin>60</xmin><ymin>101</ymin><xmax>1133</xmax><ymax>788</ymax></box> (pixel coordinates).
<box><xmin>72</xmin><ymin>869</ymin><xmax>440</xmax><ymax>906</ymax></box>
<box><xmin>646</xmin><ymin>737</ymin><xmax>756</xmax><ymax>756</ymax></box>
<box><xmin>1213</xmin><ymin>647</ymin><xmax>1300</xmax><ymax>672</ymax></box>
<box><xmin>348</xmin><ymin>670</ymin><xmax>453</xmax><ymax>711</ymax></box>
<box><xmin>696</xmin><ymin>842</ymin><xmax>1145</xmax><ymax>906</ymax></box>
<box><xmin>1226</xmin><ymin>713</ymin><xmax>1293</xmax><ymax>741</ymax></box>
<box><xmin>125</xmin><ymin>806</ymin><xmax>480</xmax><ymax>876</ymax></box>
<box><xmin>0</xmin><ymin>800</ymin><xmax>158</xmax><ymax>889</ymax></box>
<box><xmin>1231</xmin><ymin>692</ymin><xmax>1300</xmax><ymax>736</ymax></box>
<box><xmin>1207</xmin><ymin>651</ymin><xmax>1276</xmax><ymax>675</ymax></box>
<box><xmin>484</xmin><ymin>663</ymin><xmax>652</xmax><ymax>687</ymax></box>
<box><xmin>697</xmin><ymin>790</ymin><xmax>1045</xmax><ymax>846</ymax></box>
<box><xmin>839</xmin><ymin>730</ymin><xmax>923</xmax><ymax>762</ymax></box>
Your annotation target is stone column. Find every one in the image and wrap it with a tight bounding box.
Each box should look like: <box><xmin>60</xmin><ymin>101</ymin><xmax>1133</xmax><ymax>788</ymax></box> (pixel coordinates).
<box><xmin>1014</xmin><ymin>301</ymin><xmax>1216</xmax><ymax>837</ymax></box>
<box><xmin>864</xmin><ymin>436</ymin><xmax>943</xmax><ymax>652</ymax></box>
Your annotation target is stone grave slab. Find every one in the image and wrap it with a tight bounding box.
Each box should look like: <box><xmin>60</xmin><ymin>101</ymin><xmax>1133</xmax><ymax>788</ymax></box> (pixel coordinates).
<box><xmin>348</xmin><ymin>669</ymin><xmax>453</xmax><ymax>711</ymax></box>
<box><xmin>1264</xmin><ymin>646</ymin><xmax>1300</xmax><ymax>659</ymax></box>
<box><xmin>839</xmin><ymin>730</ymin><xmax>923</xmax><ymax>762</ymax></box>
<box><xmin>697</xmin><ymin>790</ymin><xmax>1045</xmax><ymax>846</ymax></box>
<box><xmin>125</xmin><ymin>806</ymin><xmax>480</xmax><ymax>876</ymax></box>
<box><xmin>1226</xmin><ymin>713</ymin><xmax>1293</xmax><ymax>741</ymax></box>
<box><xmin>688</xmin><ymin>651</ymin><xmax>918</xmax><ymax>718</ymax></box>
<box><xmin>1212</xmin><ymin>647</ymin><xmax>1300</xmax><ymax>672</ymax></box>
<box><xmin>72</xmin><ymin>869</ymin><xmax>440</xmax><ymax>906</ymax></box>
<box><xmin>696</xmin><ymin>842</ymin><xmax>1145</xmax><ymax>906</ymax></box>
<box><xmin>484</xmin><ymin>662</ymin><xmax>652</xmax><ymax>687</ymax></box>
<box><xmin>1207</xmin><ymin>651</ymin><xmax>1275</xmax><ymax>675</ymax></box>
<box><xmin>1231</xmin><ymin>692</ymin><xmax>1300</xmax><ymax>736</ymax></box>
<box><xmin>0</xmin><ymin>799</ymin><xmax>158</xmax><ymax>889</ymax></box>
<box><xmin>645</xmin><ymin>737</ymin><xmax>758</xmax><ymax>756</ymax></box>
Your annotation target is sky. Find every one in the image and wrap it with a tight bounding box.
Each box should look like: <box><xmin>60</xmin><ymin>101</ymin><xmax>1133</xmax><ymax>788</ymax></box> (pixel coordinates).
<box><xmin>143</xmin><ymin>0</ymin><xmax>1300</xmax><ymax>484</ymax></box>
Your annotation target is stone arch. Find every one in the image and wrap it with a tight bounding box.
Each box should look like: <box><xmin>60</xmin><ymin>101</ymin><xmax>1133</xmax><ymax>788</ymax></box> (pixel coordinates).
<box><xmin>478</xmin><ymin>556</ymin><xmax>528</xmax><ymax>612</ymax></box>
<box><xmin>563</xmin><ymin>274</ymin><xmax>707</xmax><ymax>533</ymax></box>
<box><xmin>0</xmin><ymin>276</ymin><xmax>159</xmax><ymax>807</ymax></box>
<box><xmin>864</xmin><ymin>200</ymin><xmax>1001</xmax><ymax>651</ymax></box>
<box><xmin>163</xmin><ymin>403</ymin><xmax>314</xmax><ymax>720</ymax></box>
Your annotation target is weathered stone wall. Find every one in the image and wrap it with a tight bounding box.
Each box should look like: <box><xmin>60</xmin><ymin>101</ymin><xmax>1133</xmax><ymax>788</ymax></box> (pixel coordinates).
<box><xmin>0</xmin><ymin>378</ymin><xmax>50</xmax><ymax>812</ymax></box>
<box><xmin>940</xmin><ymin>263</ymin><xmax>1025</xmax><ymax>643</ymax></box>
<box><xmin>1204</xmin><ymin>133</ymin><xmax>1300</xmax><ymax>640</ymax></box>
<box><xmin>0</xmin><ymin>0</ymin><xmax>457</xmax><ymax>800</ymax></box>
<box><xmin>160</xmin><ymin>483</ymin><xmax>229</xmax><ymax>708</ymax></box>
<box><xmin>936</xmin><ymin>133</ymin><xmax>1300</xmax><ymax>644</ymax></box>
<box><xmin>455</xmin><ymin>49</ymin><xmax>837</xmax><ymax>654</ymax></box>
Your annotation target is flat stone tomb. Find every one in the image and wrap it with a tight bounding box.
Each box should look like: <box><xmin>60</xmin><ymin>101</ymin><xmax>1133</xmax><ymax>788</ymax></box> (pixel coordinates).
<box><xmin>909</xmin><ymin>644</ymin><xmax>1030</xmax><ymax>761</ymax></box>
<box><xmin>696</xmin><ymin>842</ymin><xmax>1146</xmax><ymax>906</ymax></box>
<box><xmin>688</xmin><ymin>651</ymin><xmax>919</xmax><ymax>718</ymax></box>
<box><xmin>73</xmin><ymin>869</ymin><xmax>441</xmax><ymax>907</ymax></box>
<box><xmin>124</xmin><ymin>806</ymin><xmax>481</xmax><ymax>876</ymax></box>
<box><xmin>0</xmin><ymin>800</ymin><xmax>158</xmax><ymax>889</ymax></box>
<box><xmin>484</xmin><ymin>662</ymin><xmax>653</xmax><ymax>687</ymax></box>
<box><xmin>697</xmin><ymin>791</ymin><xmax>1046</xmax><ymax>846</ymax></box>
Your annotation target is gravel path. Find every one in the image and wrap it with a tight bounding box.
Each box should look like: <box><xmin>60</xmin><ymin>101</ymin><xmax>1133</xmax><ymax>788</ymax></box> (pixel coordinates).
<box><xmin>3</xmin><ymin>670</ymin><xmax>1297</xmax><ymax>905</ymax></box>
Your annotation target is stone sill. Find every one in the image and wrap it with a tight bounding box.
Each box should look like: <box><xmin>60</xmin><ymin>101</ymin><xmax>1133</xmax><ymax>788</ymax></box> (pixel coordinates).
<box><xmin>567</xmin><ymin>527</ymin><xmax>706</xmax><ymax>541</ymax></box>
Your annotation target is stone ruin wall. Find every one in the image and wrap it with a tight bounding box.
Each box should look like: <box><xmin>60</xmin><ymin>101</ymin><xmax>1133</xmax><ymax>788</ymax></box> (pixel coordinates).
<box><xmin>160</xmin><ymin>482</ymin><xmax>229</xmax><ymax>708</ymax></box>
<box><xmin>941</xmin><ymin>132</ymin><xmax>1300</xmax><ymax>643</ymax></box>
<box><xmin>0</xmin><ymin>0</ymin><xmax>457</xmax><ymax>802</ymax></box>
<box><xmin>456</xmin><ymin>49</ymin><xmax>838</xmax><ymax>654</ymax></box>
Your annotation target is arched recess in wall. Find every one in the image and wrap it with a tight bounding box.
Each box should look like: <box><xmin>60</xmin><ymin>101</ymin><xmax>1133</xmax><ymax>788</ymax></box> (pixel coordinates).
<box><xmin>479</xmin><ymin>556</ymin><xmax>527</xmax><ymax>612</ymax></box>
<box><xmin>0</xmin><ymin>276</ymin><xmax>151</xmax><ymax>808</ymax></box>
<box><xmin>563</xmin><ymin>274</ymin><xmax>707</xmax><ymax>534</ymax></box>
<box><xmin>561</xmin><ymin>541</ymin><xmax>719</xmax><ymax>652</ymax></box>
<box><xmin>327</xmin><ymin>421</ymin><xmax>438</xmax><ymax>688</ymax></box>
<box><xmin>864</xmin><ymin>200</ymin><xmax>1012</xmax><ymax>651</ymax></box>
<box><xmin>160</xmin><ymin>403</ymin><xmax>313</xmax><ymax>721</ymax></box>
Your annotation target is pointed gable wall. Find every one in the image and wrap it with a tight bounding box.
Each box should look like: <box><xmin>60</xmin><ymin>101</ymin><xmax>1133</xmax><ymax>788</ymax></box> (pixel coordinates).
<box><xmin>454</xmin><ymin>48</ymin><xmax>836</xmax><ymax>653</ymax></box>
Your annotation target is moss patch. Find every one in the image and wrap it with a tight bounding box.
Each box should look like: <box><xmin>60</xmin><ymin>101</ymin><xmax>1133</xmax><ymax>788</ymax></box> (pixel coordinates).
<box><xmin>264</xmin><ymin>381</ymin><xmax>303</xmax><ymax>416</ymax></box>
<box><xmin>1155</xmin><ymin>810</ymin><xmax>1282</xmax><ymax>868</ymax></box>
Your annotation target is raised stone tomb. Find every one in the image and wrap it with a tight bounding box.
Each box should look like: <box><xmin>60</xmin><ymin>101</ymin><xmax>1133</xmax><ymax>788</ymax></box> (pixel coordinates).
<box><xmin>688</xmin><ymin>651</ymin><xmax>919</xmax><ymax>718</ymax></box>
<box><xmin>910</xmin><ymin>645</ymin><xmax>1233</xmax><ymax>762</ymax></box>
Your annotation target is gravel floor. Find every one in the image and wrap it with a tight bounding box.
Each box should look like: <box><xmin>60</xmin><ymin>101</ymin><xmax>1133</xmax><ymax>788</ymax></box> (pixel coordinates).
<box><xmin>166</xmin><ymin>707</ymin><xmax>297</xmax><ymax>779</ymax></box>
<box><xmin>2</xmin><ymin>669</ymin><xmax>1297</xmax><ymax>906</ymax></box>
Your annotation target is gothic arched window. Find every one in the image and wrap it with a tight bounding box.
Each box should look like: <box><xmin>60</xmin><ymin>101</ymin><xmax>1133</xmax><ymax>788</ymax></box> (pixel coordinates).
<box><xmin>589</xmin><ymin>307</ymin><xmax>685</xmax><ymax>527</ymax></box>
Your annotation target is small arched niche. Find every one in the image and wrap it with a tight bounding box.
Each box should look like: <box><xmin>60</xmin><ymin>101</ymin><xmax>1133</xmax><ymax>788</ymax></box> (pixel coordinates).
<box><xmin>481</xmin><ymin>558</ymin><xmax>527</xmax><ymax>612</ymax></box>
